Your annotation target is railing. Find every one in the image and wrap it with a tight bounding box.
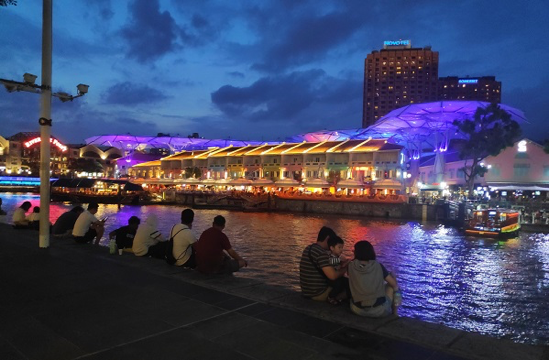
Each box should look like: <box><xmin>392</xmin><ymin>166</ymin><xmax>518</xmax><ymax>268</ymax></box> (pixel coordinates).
<box><xmin>276</xmin><ymin>192</ymin><xmax>407</xmax><ymax>203</ymax></box>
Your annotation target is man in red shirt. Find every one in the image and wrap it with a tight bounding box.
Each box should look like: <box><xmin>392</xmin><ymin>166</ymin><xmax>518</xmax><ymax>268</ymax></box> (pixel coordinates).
<box><xmin>194</xmin><ymin>215</ymin><xmax>248</xmax><ymax>274</ymax></box>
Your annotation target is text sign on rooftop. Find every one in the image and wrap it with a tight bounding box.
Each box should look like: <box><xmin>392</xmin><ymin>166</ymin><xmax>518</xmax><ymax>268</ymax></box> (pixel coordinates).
<box><xmin>383</xmin><ymin>40</ymin><xmax>411</xmax><ymax>49</ymax></box>
<box><xmin>24</xmin><ymin>136</ymin><xmax>67</xmax><ymax>152</ymax></box>
<box><xmin>458</xmin><ymin>79</ymin><xmax>478</xmax><ymax>84</ymax></box>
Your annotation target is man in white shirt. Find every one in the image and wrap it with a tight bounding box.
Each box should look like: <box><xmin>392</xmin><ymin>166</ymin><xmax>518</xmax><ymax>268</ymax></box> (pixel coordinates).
<box><xmin>132</xmin><ymin>214</ymin><xmax>166</xmax><ymax>258</ymax></box>
<box><xmin>12</xmin><ymin>201</ymin><xmax>32</xmax><ymax>228</ymax></box>
<box><xmin>72</xmin><ymin>202</ymin><xmax>105</xmax><ymax>245</ymax></box>
<box><xmin>171</xmin><ymin>209</ymin><xmax>197</xmax><ymax>268</ymax></box>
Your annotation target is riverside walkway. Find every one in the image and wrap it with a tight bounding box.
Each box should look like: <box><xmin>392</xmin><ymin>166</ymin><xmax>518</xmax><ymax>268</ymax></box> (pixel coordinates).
<box><xmin>0</xmin><ymin>224</ymin><xmax>546</xmax><ymax>360</ymax></box>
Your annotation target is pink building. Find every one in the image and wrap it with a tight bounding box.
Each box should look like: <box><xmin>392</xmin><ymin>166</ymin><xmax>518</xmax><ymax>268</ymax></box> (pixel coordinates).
<box><xmin>483</xmin><ymin>139</ymin><xmax>549</xmax><ymax>190</ymax></box>
<box><xmin>418</xmin><ymin>139</ymin><xmax>549</xmax><ymax>193</ymax></box>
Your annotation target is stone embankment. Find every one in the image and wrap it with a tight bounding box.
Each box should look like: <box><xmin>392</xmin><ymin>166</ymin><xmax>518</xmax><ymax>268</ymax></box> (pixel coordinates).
<box><xmin>1</xmin><ymin>224</ymin><xmax>547</xmax><ymax>359</ymax></box>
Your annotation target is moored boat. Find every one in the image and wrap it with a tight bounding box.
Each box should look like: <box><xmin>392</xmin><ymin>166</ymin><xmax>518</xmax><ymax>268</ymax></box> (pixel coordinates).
<box><xmin>51</xmin><ymin>178</ymin><xmax>144</xmax><ymax>205</ymax></box>
<box><xmin>465</xmin><ymin>208</ymin><xmax>520</xmax><ymax>238</ymax></box>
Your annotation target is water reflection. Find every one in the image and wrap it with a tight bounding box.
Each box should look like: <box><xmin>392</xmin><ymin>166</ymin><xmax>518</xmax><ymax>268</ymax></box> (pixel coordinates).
<box><xmin>1</xmin><ymin>193</ymin><xmax>548</xmax><ymax>344</ymax></box>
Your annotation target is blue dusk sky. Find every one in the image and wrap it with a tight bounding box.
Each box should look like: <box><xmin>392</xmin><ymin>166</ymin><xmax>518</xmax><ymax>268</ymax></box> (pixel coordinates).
<box><xmin>0</xmin><ymin>0</ymin><xmax>548</xmax><ymax>144</ymax></box>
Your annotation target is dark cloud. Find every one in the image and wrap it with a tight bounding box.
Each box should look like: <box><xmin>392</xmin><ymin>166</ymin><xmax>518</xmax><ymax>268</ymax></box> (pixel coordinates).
<box><xmin>191</xmin><ymin>14</ymin><xmax>208</xmax><ymax>29</ymax></box>
<box><xmin>252</xmin><ymin>11</ymin><xmax>363</xmax><ymax>72</ymax></box>
<box><xmin>212</xmin><ymin>69</ymin><xmax>325</xmax><ymax>119</ymax></box>
<box><xmin>211</xmin><ymin>69</ymin><xmax>362</xmax><ymax>133</ymax></box>
<box><xmin>177</xmin><ymin>13</ymin><xmax>222</xmax><ymax>47</ymax></box>
<box><xmin>0</xmin><ymin>12</ymin><xmax>42</xmax><ymax>64</ymax></box>
<box><xmin>120</xmin><ymin>0</ymin><xmax>178</xmax><ymax>63</ymax></box>
<box><xmin>102</xmin><ymin>82</ymin><xmax>168</xmax><ymax>105</ymax></box>
<box><xmin>227</xmin><ymin>71</ymin><xmax>245</xmax><ymax>79</ymax></box>
<box><xmin>84</xmin><ymin>0</ymin><xmax>114</xmax><ymax>21</ymax></box>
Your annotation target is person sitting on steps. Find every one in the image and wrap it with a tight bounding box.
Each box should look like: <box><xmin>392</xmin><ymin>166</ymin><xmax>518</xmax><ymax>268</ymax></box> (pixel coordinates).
<box><xmin>72</xmin><ymin>202</ymin><xmax>105</xmax><ymax>245</ymax></box>
<box><xmin>12</xmin><ymin>201</ymin><xmax>32</xmax><ymax>229</ymax></box>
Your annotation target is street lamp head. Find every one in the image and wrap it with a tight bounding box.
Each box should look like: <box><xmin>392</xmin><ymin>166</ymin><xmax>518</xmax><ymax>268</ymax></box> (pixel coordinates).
<box><xmin>23</xmin><ymin>73</ymin><xmax>37</xmax><ymax>85</ymax></box>
<box><xmin>77</xmin><ymin>84</ymin><xmax>89</xmax><ymax>95</ymax></box>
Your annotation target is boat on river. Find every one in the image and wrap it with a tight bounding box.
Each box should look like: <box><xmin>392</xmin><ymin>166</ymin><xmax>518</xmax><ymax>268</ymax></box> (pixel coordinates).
<box><xmin>465</xmin><ymin>208</ymin><xmax>521</xmax><ymax>238</ymax></box>
<box><xmin>50</xmin><ymin>178</ymin><xmax>144</xmax><ymax>205</ymax></box>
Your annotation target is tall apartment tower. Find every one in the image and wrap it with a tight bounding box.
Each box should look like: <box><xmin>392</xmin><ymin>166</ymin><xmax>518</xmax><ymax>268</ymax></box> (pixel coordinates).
<box><xmin>438</xmin><ymin>76</ymin><xmax>501</xmax><ymax>103</ymax></box>
<box><xmin>362</xmin><ymin>40</ymin><xmax>439</xmax><ymax>128</ymax></box>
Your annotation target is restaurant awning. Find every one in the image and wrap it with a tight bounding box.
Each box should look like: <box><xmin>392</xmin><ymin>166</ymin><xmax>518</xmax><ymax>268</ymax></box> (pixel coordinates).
<box><xmin>373</xmin><ymin>179</ymin><xmax>402</xmax><ymax>189</ymax></box>
<box><xmin>274</xmin><ymin>178</ymin><xmax>301</xmax><ymax>188</ymax></box>
<box><xmin>180</xmin><ymin>178</ymin><xmax>200</xmax><ymax>184</ymax></box>
<box><xmin>229</xmin><ymin>178</ymin><xmax>252</xmax><ymax>186</ymax></box>
<box><xmin>201</xmin><ymin>179</ymin><xmax>217</xmax><ymax>186</ymax></box>
<box><xmin>215</xmin><ymin>179</ymin><xmax>231</xmax><ymax>185</ymax></box>
<box><xmin>252</xmin><ymin>179</ymin><xmax>274</xmax><ymax>187</ymax></box>
<box><xmin>337</xmin><ymin>179</ymin><xmax>365</xmax><ymax>189</ymax></box>
<box><xmin>488</xmin><ymin>184</ymin><xmax>549</xmax><ymax>191</ymax></box>
<box><xmin>303</xmin><ymin>178</ymin><xmax>330</xmax><ymax>188</ymax></box>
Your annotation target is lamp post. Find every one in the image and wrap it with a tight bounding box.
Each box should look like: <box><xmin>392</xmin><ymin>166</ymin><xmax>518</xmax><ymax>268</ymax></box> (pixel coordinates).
<box><xmin>0</xmin><ymin>0</ymin><xmax>88</xmax><ymax>248</ymax></box>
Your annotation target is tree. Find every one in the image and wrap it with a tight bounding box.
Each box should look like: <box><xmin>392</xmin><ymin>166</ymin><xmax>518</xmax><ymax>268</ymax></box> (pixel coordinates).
<box><xmin>184</xmin><ymin>167</ymin><xmax>193</xmax><ymax>179</ymax></box>
<box><xmin>0</xmin><ymin>0</ymin><xmax>17</xmax><ymax>6</ymax></box>
<box><xmin>184</xmin><ymin>166</ymin><xmax>202</xmax><ymax>178</ymax></box>
<box><xmin>452</xmin><ymin>103</ymin><xmax>521</xmax><ymax>196</ymax></box>
<box><xmin>327</xmin><ymin>170</ymin><xmax>341</xmax><ymax>186</ymax></box>
<box><xmin>543</xmin><ymin>140</ymin><xmax>549</xmax><ymax>155</ymax></box>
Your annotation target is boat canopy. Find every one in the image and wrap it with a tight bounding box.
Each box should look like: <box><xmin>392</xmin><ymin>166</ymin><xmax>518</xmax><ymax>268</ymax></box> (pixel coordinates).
<box><xmin>51</xmin><ymin>179</ymin><xmax>143</xmax><ymax>191</ymax></box>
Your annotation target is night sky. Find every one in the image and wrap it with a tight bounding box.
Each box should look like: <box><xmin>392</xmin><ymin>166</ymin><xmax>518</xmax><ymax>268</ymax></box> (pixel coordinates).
<box><xmin>0</xmin><ymin>0</ymin><xmax>548</xmax><ymax>144</ymax></box>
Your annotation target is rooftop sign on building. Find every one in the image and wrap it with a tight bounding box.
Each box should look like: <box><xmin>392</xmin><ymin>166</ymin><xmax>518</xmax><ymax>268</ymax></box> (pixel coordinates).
<box><xmin>24</xmin><ymin>136</ymin><xmax>67</xmax><ymax>152</ymax></box>
<box><xmin>383</xmin><ymin>40</ymin><xmax>411</xmax><ymax>49</ymax></box>
<box><xmin>458</xmin><ymin>78</ymin><xmax>479</xmax><ymax>84</ymax></box>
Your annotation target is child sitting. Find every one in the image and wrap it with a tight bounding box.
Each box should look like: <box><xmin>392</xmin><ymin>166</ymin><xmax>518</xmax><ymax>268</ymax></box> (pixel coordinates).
<box><xmin>326</xmin><ymin>235</ymin><xmax>350</xmax><ymax>305</ymax></box>
<box><xmin>28</xmin><ymin>206</ymin><xmax>40</xmax><ymax>230</ymax></box>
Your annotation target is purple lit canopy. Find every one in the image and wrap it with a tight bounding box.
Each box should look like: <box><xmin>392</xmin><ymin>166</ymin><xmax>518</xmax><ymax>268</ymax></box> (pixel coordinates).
<box><xmin>89</xmin><ymin>102</ymin><xmax>527</xmax><ymax>158</ymax></box>
<box><xmin>289</xmin><ymin>101</ymin><xmax>528</xmax><ymax>153</ymax></box>
<box><xmin>369</xmin><ymin>101</ymin><xmax>527</xmax><ymax>138</ymax></box>
<box><xmin>85</xmin><ymin>135</ymin><xmax>272</xmax><ymax>153</ymax></box>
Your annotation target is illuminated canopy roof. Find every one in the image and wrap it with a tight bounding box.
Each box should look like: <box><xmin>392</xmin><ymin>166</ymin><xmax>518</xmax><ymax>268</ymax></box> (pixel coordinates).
<box><xmin>87</xmin><ymin>101</ymin><xmax>526</xmax><ymax>159</ymax></box>
<box><xmin>85</xmin><ymin>135</ymin><xmax>271</xmax><ymax>153</ymax></box>
<box><xmin>368</xmin><ymin>101</ymin><xmax>527</xmax><ymax>138</ymax></box>
<box><xmin>289</xmin><ymin>101</ymin><xmax>527</xmax><ymax>148</ymax></box>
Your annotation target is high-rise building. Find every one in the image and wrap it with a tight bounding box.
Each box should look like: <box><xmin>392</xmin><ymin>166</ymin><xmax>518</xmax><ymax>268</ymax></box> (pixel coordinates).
<box><xmin>362</xmin><ymin>40</ymin><xmax>439</xmax><ymax>128</ymax></box>
<box><xmin>438</xmin><ymin>76</ymin><xmax>501</xmax><ymax>103</ymax></box>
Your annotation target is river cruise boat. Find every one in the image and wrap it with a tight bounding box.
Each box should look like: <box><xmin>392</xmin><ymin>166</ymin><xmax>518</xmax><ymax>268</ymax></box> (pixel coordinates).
<box><xmin>51</xmin><ymin>178</ymin><xmax>144</xmax><ymax>205</ymax></box>
<box><xmin>465</xmin><ymin>208</ymin><xmax>521</xmax><ymax>238</ymax></box>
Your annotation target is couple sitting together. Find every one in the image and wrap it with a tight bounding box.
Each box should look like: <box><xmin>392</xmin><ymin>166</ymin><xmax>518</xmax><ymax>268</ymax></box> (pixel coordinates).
<box><xmin>299</xmin><ymin>226</ymin><xmax>401</xmax><ymax>318</ymax></box>
<box><xmin>160</xmin><ymin>209</ymin><xmax>248</xmax><ymax>274</ymax></box>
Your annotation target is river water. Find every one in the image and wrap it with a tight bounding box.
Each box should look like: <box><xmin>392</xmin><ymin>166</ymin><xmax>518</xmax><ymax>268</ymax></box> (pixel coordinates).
<box><xmin>2</xmin><ymin>193</ymin><xmax>549</xmax><ymax>345</ymax></box>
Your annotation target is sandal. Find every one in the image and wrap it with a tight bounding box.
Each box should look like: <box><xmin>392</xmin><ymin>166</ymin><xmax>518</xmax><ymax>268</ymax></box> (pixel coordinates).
<box><xmin>327</xmin><ymin>297</ymin><xmax>341</xmax><ymax>305</ymax></box>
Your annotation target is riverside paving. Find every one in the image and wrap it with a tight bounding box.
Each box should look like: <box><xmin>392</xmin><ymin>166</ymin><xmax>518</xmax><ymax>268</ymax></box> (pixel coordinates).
<box><xmin>0</xmin><ymin>224</ymin><xmax>546</xmax><ymax>360</ymax></box>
